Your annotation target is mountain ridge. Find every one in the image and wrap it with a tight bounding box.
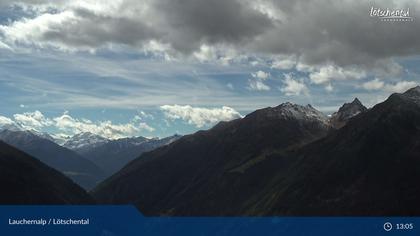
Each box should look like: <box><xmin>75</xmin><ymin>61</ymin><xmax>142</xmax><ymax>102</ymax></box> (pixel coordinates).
<box><xmin>93</xmin><ymin>87</ymin><xmax>420</xmax><ymax>216</ymax></box>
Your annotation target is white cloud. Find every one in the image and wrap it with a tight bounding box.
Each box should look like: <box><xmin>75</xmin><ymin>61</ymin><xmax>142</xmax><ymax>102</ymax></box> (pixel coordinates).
<box><xmin>248</xmin><ymin>70</ymin><xmax>270</xmax><ymax>91</ymax></box>
<box><xmin>13</xmin><ymin>110</ymin><xmax>52</xmax><ymax>130</ymax></box>
<box><xmin>361</xmin><ymin>79</ymin><xmax>418</xmax><ymax>93</ymax></box>
<box><xmin>137</xmin><ymin>110</ymin><xmax>154</xmax><ymax>120</ymax></box>
<box><xmin>1</xmin><ymin>110</ymin><xmax>154</xmax><ymax>139</ymax></box>
<box><xmin>251</xmin><ymin>70</ymin><xmax>269</xmax><ymax>80</ymax></box>
<box><xmin>384</xmin><ymin>81</ymin><xmax>419</xmax><ymax>93</ymax></box>
<box><xmin>160</xmin><ymin>105</ymin><xmax>242</xmax><ymax>128</ymax></box>
<box><xmin>0</xmin><ymin>11</ymin><xmax>78</xmax><ymax>50</ymax></box>
<box><xmin>193</xmin><ymin>44</ymin><xmax>217</xmax><ymax>62</ymax></box>
<box><xmin>295</xmin><ymin>62</ymin><xmax>314</xmax><ymax>73</ymax></box>
<box><xmin>362</xmin><ymin>78</ymin><xmax>385</xmax><ymax>90</ymax></box>
<box><xmin>280</xmin><ymin>73</ymin><xmax>309</xmax><ymax>96</ymax></box>
<box><xmin>325</xmin><ymin>83</ymin><xmax>333</xmax><ymax>92</ymax></box>
<box><xmin>53</xmin><ymin>111</ymin><xmax>154</xmax><ymax>139</ymax></box>
<box><xmin>271</xmin><ymin>55</ymin><xmax>296</xmax><ymax>70</ymax></box>
<box><xmin>309</xmin><ymin>65</ymin><xmax>366</xmax><ymax>85</ymax></box>
<box><xmin>0</xmin><ymin>116</ymin><xmax>15</xmax><ymax>127</ymax></box>
<box><xmin>0</xmin><ymin>41</ymin><xmax>12</xmax><ymax>51</ymax></box>
<box><xmin>248</xmin><ymin>79</ymin><xmax>270</xmax><ymax>91</ymax></box>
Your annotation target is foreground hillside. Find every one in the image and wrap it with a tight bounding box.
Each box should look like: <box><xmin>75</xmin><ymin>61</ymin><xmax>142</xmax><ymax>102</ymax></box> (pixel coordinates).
<box><xmin>0</xmin><ymin>141</ymin><xmax>93</xmax><ymax>204</ymax></box>
<box><xmin>0</xmin><ymin>130</ymin><xmax>105</xmax><ymax>190</ymax></box>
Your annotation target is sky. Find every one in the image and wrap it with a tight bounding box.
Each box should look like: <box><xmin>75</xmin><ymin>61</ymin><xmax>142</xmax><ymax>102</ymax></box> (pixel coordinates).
<box><xmin>0</xmin><ymin>0</ymin><xmax>419</xmax><ymax>139</ymax></box>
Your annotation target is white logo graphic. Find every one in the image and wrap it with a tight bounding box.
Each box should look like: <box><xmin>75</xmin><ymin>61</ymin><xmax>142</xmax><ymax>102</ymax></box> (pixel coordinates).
<box><xmin>370</xmin><ymin>7</ymin><xmax>414</xmax><ymax>22</ymax></box>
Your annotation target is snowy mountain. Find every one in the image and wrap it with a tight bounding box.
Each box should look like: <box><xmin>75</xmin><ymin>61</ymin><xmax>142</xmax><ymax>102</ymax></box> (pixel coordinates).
<box><xmin>63</xmin><ymin>132</ymin><xmax>109</xmax><ymax>153</ymax></box>
<box><xmin>265</xmin><ymin>102</ymin><xmax>329</xmax><ymax>125</ymax></box>
<box><xmin>0</xmin><ymin>125</ymin><xmax>67</xmax><ymax>145</ymax></box>
<box><xmin>0</xmin><ymin>123</ymin><xmax>22</xmax><ymax>132</ymax></box>
<box><xmin>79</xmin><ymin>134</ymin><xmax>182</xmax><ymax>177</ymax></box>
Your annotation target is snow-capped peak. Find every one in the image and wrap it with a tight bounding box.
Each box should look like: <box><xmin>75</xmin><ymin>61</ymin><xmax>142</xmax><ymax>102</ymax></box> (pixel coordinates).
<box><xmin>63</xmin><ymin>132</ymin><xmax>109</xmax><ymax>150</ymax></box>
<box><xmin>111</xmin><ymin>136</ymin><xmax>150</xmax><ymax>148</ymax></box>
<box><xmin>268</xmin><ymin>102</ymin><xmax>329</xmax><ymax>124</ymax></box>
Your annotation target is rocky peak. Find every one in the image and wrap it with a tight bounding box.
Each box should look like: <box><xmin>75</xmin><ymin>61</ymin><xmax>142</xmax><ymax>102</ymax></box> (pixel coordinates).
<box><xmin>330</xmin><ymin>98</ymin><xmax>367</xmax><ymax>129</ymax></box>
<box><xmin>274</xmin><ymin>102</ymin><xmax>328</xmax><ymax>123</ymax></box>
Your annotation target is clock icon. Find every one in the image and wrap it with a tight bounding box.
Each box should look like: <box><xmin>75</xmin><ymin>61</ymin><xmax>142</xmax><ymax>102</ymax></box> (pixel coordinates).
<box><xmin>384</xmin><ymin>222</ymin><xmax>393</xmax><ymax>232</ymax></box>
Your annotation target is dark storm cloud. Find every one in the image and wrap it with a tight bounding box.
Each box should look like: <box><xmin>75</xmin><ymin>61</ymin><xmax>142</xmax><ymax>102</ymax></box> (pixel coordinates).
<box><xmin>253</xmin><ymin>0</ymin><xmax>420</xmax><ymax>67</ymax></box>
<box><xmin>1</xmin><ymin>0</ymin><xmax>420</xmax><ymax>68</ymax></box>
<box><xmin>153</xmin><ymin>0</ymin><xmax>274</xmax><ymax>53</ymax></box>
<box><xmin>41</xmin><ymin>7</ymin><xmax>160</xmax><ymax>48</ymax></box>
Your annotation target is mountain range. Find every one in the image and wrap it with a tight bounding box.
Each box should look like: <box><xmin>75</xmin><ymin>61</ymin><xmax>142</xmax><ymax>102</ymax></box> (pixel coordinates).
<box><xmin>93</xmin><ymin>87</ymin><xmax>420</xmax><ymax>216</ymax></box>
<box><xmin>75</xmin><ymin>135</ymin><xmax>181</xmax><ymax>176</ymax></box>
<box><xmin>1</xmin><ymin>86</ymin><xmax>419</xmax><ymax>215</ymax></box>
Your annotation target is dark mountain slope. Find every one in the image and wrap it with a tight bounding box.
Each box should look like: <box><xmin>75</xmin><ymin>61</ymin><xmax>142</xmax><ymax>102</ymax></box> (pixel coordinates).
<box><xmin>93</xmin><ymin>103</ymin><xmax>330</xmax><ymax>215</ymax></box>
<box><xmin>0</xmin><ymin>130</ymin><xmax>105</xmax><ymax>190</ymax></box>
<box><xmin>0</xmin><ymin>140</ymin><xmax>93</xmax><ymax>204</ymax></box>
<box><xmin>250</xmin><ymin>86</ymin><xmax>420</xmax><ymax>215</ymax></box>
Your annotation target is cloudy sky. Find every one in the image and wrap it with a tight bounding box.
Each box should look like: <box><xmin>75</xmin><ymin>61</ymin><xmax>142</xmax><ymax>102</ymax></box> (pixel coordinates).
<box><xmin>0</xmin><ymin>0</ymin><xmax>419</xmax><ymax>139</ymax></box>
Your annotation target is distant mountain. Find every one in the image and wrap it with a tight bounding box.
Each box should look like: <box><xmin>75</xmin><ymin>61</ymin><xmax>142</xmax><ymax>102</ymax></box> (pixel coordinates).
<box><xmin>0</xmin><ymin>123</ymin><xmax>22</xmax><ymax>132</ymax></box>
<box><xmin>0</xmin><ymin>124</ymin><xmax>67</xmax><ymax>145</ymax></box>
<box><xmin>29</xmin><ymin>130</ymin><xmax>58</xmax><ymax>143</ymax></box>
<box><xmin>79</xmin><ymin>135</ymin><xmax>182</xmax><ymax>177</ymax></box>
<box><xmin>0</xmin><ymin>140</ymin><xmax>93</xmax><ymax>204</ymax></box>
<box><xmin>0</xmin><ymin>130</ymin><xmax>105</xmax><ymax>190</ymax></box>
<box><xmin>329</xmin><ymin>98</ymin><xmax>367</xmax><ymax>129</ymax></box>
<box><xmin>93</xmin><ymin>103</ymin><xmax>331</xmax><ymax>215</ymax></box>
<box><xmin>48</xmin><ymin>133</ymin><xmax>71</xmax><ymax>146</ymax></box>
<box><xmin>63</xmin><ymin>132</ymin><xmax>109</xmax><ymax>153</ymax></box>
